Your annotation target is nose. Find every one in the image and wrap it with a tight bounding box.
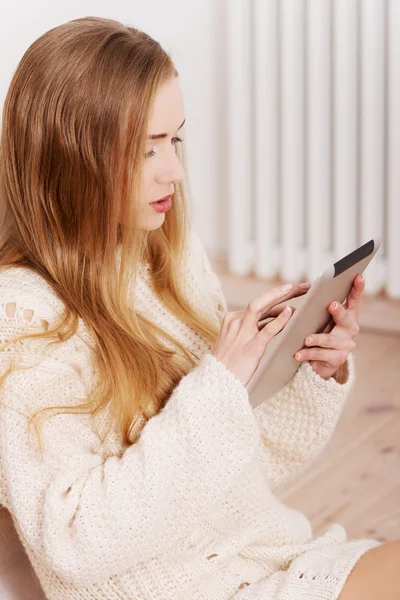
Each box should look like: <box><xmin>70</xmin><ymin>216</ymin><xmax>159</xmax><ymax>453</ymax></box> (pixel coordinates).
<box><xmin>156</xmin><ymin>150</ymin><xmax>185</xmax><ymax>186</ymax></box>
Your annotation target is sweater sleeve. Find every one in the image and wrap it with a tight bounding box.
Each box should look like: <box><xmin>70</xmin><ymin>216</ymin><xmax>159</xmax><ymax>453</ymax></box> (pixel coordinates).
<box><xmin>0</xmin><ymin>310</ymin><xmax>260</xmax><ymax>588</ymax></box>
<box><xmin>192</xmin><ymin>231</ymin><xmax>356</xmax><ymax>491</ymax></box>
<box><xmin>252</xmin><ymin>352</ymin><xmax>355</xmax><ymax>491</ymax></box>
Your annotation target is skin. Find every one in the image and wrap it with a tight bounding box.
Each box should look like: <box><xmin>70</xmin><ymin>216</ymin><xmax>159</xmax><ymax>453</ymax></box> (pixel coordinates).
<box><xmin>141</xmin><ymin>77</ymin><xmax>363</xmax><ymax>383</ymax></box>
<box><xmin>138</xmin><ymin>77</ymin><xmax>400</xmax><ymax>596</ymax></box>
<box><xmin>140</xmin><ymin>77</ymin><xmax>361</xmax><ymax>385</ymax></box>
<box><xmin>293</xmin><ymin>273</ymin><xmax>400</xmax><ymax>595</ymax></box>
<box><xmin>294</xmin><ymin>273</ymin><xmax>365</xmax><ymax>382</ymax></box>
<box><xmin>337</xmin><ymin>540</ymin><xmax>400</xmax><ymax>599</ymax></box>
<box><xmin>138</xmin><ymin>76</ymin><xmax>186</xmax><ymax>231</ymax></box>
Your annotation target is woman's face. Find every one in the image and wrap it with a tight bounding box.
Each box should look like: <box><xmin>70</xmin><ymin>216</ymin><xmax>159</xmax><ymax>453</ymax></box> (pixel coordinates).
<box><xmin>137</xmin><ymin>76</ymin><xmax>186</xmax><ymax>230</ymax></box>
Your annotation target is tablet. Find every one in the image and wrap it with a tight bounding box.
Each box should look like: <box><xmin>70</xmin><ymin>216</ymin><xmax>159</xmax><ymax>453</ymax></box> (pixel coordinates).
<box><xmin>247</xmin><ymin>237</ymin><xmax>382</xmax><ymax>408</ymax></box>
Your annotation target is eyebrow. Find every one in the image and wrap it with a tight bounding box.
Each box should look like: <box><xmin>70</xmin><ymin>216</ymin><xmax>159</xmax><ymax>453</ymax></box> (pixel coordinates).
<box><xmin>148</xmin><ymin>118</ymin><xmax>186</xmax><ymax>140</ymax></box>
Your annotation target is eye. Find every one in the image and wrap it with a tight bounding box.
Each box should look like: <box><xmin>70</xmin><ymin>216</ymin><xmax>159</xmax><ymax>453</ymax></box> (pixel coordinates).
<box><xmin>145</xmin><ymin>137</ymin><xmax>183</xmax><ymax>159</ymax></box>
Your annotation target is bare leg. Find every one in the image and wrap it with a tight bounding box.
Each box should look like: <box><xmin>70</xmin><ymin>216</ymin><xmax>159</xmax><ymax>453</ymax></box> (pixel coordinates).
<box><xmin>337</xmin><ymin>540</ymin><xmax>400</xmax><ymax>600</ymax></box>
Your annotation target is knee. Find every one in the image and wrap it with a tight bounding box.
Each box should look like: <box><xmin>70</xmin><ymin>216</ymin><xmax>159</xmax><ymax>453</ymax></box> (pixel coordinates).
<box><xmin>338</xmin><ymin>539</ymin><xmax>400</xmax><ymax>600</ymax></box>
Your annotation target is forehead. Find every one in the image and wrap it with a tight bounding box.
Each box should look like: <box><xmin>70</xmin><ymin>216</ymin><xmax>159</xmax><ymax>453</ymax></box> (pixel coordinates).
<box><xmin>147</xmin><ymin>77</ymin><xmax>185</xmax><ymax>135</ymax></box>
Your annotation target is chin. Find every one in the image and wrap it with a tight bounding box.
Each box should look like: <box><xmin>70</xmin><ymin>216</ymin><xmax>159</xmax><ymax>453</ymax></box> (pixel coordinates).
<box><xmin>139</xmin><ymin>213</ymin><xmax>166</xmax><ymax>231</ymax></box>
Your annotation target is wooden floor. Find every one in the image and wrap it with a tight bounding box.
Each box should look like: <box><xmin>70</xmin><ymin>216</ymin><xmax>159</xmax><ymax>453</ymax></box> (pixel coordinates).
<box><xmin>277</xmin><ymin>328</ymin><xmax>400</xmax><ymax>544</ymax></box>
<box><xmin>217</xmin><ymin>263</ymin><xmax>400</xmax><ymax>543</ymax></box>
<box><xmin>0</xmin><ymin>271</ymin><xmax>399</xmax><ymax>598</ymax></box>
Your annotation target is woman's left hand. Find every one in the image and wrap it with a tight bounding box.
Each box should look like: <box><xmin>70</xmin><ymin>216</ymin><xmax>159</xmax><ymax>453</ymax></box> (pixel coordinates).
<box><xmin>294</xmin><ymin>273</ymin><xmax>364</xmax><ymax>381</ymax></box>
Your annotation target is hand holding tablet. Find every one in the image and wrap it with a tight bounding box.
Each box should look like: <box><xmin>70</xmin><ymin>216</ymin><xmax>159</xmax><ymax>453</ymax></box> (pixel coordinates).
<box><xmin>211</xmin><ymin>282</ymin><xmax>311</xmax><ymax>389</ymax></box>
<box><xmin>247</xmin><ymin>238</ymin><xmax>382</xmax><ymax>408</ymax></box>
<box><xmin>292</xmin><ymin>272</ymin><xmax>365</xmax><ymax>382</ymax></box>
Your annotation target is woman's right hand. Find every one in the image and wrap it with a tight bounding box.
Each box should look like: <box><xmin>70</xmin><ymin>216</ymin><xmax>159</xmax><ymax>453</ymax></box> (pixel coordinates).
<box><xmin>211</xmin><ymin>282</ymin><xmax>311</xmax><ymax>388</ymax></box>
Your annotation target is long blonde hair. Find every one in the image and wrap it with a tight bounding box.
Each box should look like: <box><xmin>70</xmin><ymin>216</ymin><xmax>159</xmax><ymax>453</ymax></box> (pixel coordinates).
<box><xmin>0</xmin><ymin>16</ymin><xmax>221</xmax><ymax>451</ymax></box>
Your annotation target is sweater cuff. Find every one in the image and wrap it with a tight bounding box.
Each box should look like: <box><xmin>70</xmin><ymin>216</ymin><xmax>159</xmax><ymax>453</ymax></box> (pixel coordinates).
<box><xmin>200</xmin><ymin>352</ymin><xmax>250</xmax><ymax>400</ymax></box>
<box><xmin>192</xmin><ymin>352</ymin><xmax>260</xmax><ymax>437</ymax></box>
<box><xmin>293</xmin><ymin>352</ymin><xmax>356</xmax><ymax>399</ymax></box>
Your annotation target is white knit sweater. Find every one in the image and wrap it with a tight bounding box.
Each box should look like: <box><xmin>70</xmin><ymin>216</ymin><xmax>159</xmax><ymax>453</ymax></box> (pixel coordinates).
<box><xmin>0</xmin><ymin>229</ymin><xmax>380</xmax><ymax>600</ymax></box>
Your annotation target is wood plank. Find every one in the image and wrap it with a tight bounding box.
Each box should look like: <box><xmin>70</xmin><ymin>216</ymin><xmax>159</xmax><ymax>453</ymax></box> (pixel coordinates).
<box><xmin>275</xmin><ymin>331</ymin><xmax>400</xmax><ymax>543</ymax></box>
<box><xmin>211</xmin><ymin>260</ymin><xmax>400</xmax><ymax>543</ymax></box>
<box><xmin>0</xmin><ymin>262</ymin><xmax>399</xmax><ymax>594</ymax></box>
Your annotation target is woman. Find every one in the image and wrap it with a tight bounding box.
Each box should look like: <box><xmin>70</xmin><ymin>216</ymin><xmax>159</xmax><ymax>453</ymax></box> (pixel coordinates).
<box><xmin>0</xmin><ymin>16</ymin><xmax>397</xmax><ymax>600</ymax></box>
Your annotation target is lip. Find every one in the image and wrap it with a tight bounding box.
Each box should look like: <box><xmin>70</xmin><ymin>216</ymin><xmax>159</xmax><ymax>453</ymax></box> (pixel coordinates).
<box><xmin>150</xmin><ymin>193</ymin><xmax>173</xmax><ymax>204</ymax></box>
<box><xmin>150</xmin><ymin>196</ymin><xmax>172</xmax><ymax>213</ymax></box>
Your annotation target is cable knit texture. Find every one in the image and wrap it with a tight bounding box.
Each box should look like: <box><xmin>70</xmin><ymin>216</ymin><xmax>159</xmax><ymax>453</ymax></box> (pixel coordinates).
<box><xmin>0</xmin><ymin>229</ymin><xmax>381</xmax><ymax>599</ymax></box>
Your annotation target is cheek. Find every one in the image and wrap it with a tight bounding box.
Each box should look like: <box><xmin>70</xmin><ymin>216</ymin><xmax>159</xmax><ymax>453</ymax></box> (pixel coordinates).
<box><xmin>141</xmin><ymin>163</ymin><xmax>153</xmax><ymax>192</ymax></box>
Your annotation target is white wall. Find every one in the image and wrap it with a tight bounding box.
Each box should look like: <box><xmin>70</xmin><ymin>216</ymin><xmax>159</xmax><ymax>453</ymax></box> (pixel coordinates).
<box><xmin>0</xmin><ymin>0</ymin><xmax>228</xmax><ymax>256</ymax></box>
<box><xmin>222</xmin><ymin>0</ymin><xmax>399</xmax><ymax>298</ymax></box>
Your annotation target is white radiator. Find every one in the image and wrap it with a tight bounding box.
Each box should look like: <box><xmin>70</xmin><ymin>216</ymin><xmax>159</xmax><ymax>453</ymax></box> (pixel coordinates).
<box><xmin>226</xmin><ymin>0</ymin><xmax>400</xmax><ymax>299</ymax></box>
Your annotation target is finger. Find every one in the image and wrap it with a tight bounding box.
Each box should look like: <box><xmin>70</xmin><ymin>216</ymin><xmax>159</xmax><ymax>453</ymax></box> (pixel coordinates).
<box><xmin>254</xmin><ymin>282</ymin><xmax>309</xmax><ymax>323</ymax></box>
<box><xmin>242</xmin><ymin>284</ymin><xmax>297</xmax><ymax>331</ymax></box>
<box><xmin>258</xmin><ymin>306</ymin><xmax>296</xmax><ymax>330</ymax></box>
<box><xmin>329</xmin><ymin>301</ymin><xmax>361</xmax><ymax>336</ymax></box>
<box><xmin>328</xmin><ymin>300</ymin><xmax>353</xmax><ymax>329</ymax></box>
<box><xmin>303</xmin><ymin>333</ymin><xmax>356</xmax><ymax>351</ymax></box>
<box><xmin>257</xmin><ymin>282</ymin><xmax>310</xmax><ymax>314</ymax></box>
<box><xmin>285</xmin><ymin>282</ymin><xmax>312</xmax><ymax>301</ymax></box>
<box><xmin>257</xmin><ymin>305</ymin><xmax>293</xmax><ymax>341</ymax></box>
<box><xmin>346</xmin><ymin>273</ymin><xmax>365</xmax><ymax>317</ymax></box>
<box><xmin>259</xmin><ymin>304</ymin><xmax>296</xmax><ymax>322</ymax></box>
<box><xmin>294</xmin><ymin>347</ymin><xmax>348</xmax><ymax>368</ymax></box>
<box><xmin>303</xmin><ymin>332</ymin><xmax>337</xmax><ymax>349</ymax></box>
<box><xmin>322</xmin><ymin>315</ymin><xmax>335</xmax><ymax>334</ymax></box>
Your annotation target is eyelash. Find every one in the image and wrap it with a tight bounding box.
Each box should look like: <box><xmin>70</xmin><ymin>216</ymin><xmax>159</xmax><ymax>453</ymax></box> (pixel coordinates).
<box><xmin>145</xmin><ymin>137</ymin><xmax>183</xmax><ymax>159</ymax></box>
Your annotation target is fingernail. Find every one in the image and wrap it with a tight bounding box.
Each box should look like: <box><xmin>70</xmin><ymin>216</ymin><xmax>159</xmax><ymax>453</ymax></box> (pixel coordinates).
<box><xmin>299</xmin><ymin>282</ymin><xmax>311</xmax><ymax>289</ymax></box>
<box><xmin>280</xmin><ymin>283</ymin><xmax>292</xmax><ymax>292</ymax></box>
<box><xmin>331</xmin><ymin>301</ymin><xmax>338</xmax><ymax>310</ymax></box>
<box><xmin>359</xmin><ymin>274</ymin><xmax>364</xmax><ymax>283</ymax></box>
<box><xmin>295</xmin><ymin>353</ymin><xmax>301</xmax><ymax>361</ymax></box>
<box><xmin>306</xmin><ymin>336</ymin><xmax>312</xmax><ymax>345</ymax></box>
